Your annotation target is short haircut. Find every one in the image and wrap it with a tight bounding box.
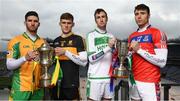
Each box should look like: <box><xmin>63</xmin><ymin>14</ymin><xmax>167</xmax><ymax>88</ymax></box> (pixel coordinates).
<box><xmin>94</xmin><ymin>8</ymin><xmax>108</xmax><ymax>20</ymax></box>
<box><xmin>60</xmin><ymin>12</ymin><xmax>74</xmax><ymax>22</ymax></box>
<box><xmin>134</xmin><ymin>4</ymin><xmax>150</xmax><ymax>14</ymax></box>
<box><xmin>25</xmin><ymin>11</ymin><xmax>39</xmax><ymax>21</ymax></box>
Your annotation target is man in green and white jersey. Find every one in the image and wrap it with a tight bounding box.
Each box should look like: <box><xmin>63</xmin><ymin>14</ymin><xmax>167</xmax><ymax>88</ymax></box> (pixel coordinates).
<box><xmin>86</xmin><ymin>8</ymin><xmax>116</xmax><ymax>101</ymax></box>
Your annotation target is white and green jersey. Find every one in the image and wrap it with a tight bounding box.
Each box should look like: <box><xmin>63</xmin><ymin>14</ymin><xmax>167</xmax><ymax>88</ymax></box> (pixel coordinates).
<box><xmin>86</xmin><ymin>28</ymin><xmax>114</xmax><ymax>82</ymax></box>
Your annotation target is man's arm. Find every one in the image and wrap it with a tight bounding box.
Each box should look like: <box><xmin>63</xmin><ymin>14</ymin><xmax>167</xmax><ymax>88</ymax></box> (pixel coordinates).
<box><xmin>6</xmin><ymin>57</ymin><xmax>26</xmax><ymax>70</ymax></box>
<box><xmin>54</xmin><ymin>36</ymin><xmax>88</xmax><ymax>66</ymax></box>
<box><xmin>137</xmin><ymin>48</ymin><xmax>167</xmax><ymax>68</ymax></box>
<box><xmin>88</xmin><ymin>36</ymin><xmax>116</xmax><ymax>63</ymax></box>
<box><xmin>6</xmin><ymin>50</ymin><xmax>39</xmax><ymax>70</ymax></box>
<box><xmin>88</xmin><ymin>46</ymin><xmax>111</xmax><ymax>63</ymax></box>
<box><xmin>65</xmin><ymin>50</ymin><xmax>87</xmax><ymax>67</ymax></box>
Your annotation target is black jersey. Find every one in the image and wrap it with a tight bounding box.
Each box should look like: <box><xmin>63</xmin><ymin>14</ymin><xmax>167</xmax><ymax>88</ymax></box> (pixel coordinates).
<box><xmin>53</xmin><ymin>33</ymin><xmax>85</xmax><ymax>88</ymax></box>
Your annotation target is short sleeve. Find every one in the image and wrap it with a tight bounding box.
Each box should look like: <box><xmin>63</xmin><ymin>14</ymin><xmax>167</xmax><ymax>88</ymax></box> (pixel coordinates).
<box><xmin>77</xmin><ymin>36</ymin><xmax>85</xmax><ymax>52</ymax></box>
<box><xmin>153</xmin><ymin>30</ymin><xmax>167</xmax><ymax>49</ymax></box>
<box><xmin>7</xmin><ymin>40</ymin><xmax>13</xmax><ymax>58</ymax></box>
<box><xmin>7</xmin><ymin>39</ymin><xmax>20</xmax><ymax>59</ymax></box>
<box><xmin>128</xmin><ymin>33</ymin><xmax>133</xmax><ymax>49</ymax></box>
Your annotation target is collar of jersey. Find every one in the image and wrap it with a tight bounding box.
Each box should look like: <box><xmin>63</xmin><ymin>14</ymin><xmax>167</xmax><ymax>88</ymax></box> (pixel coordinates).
<box><xmin>61</xmin><ymin>32</ymin><xmax>73</xmax><ymax>38</ymax></box>
<box><xmin>137</xmin><ymin>24</ymin><xmax>151</xmax><ymax>32</ymax></box>
<box><xmin>95</xmin><ymin>27</ymin><xmax>107</xmax><ymax>34</ymax></box>
<box><xmin>23</xmin><ymin>32</ymin><xmax>40</xmax><ymax>42</ymax></box>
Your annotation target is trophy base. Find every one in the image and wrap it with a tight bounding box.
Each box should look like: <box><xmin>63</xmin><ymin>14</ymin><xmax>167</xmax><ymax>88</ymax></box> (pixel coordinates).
<box><xmin>112</xmin><ymin>75</ymin><xmax>128</xmax><ymax>78</ymax></box>
<box><xmin>113</xmin><ymin>69</ymin><xmax>129</xmax><ymax>79</ymax></box>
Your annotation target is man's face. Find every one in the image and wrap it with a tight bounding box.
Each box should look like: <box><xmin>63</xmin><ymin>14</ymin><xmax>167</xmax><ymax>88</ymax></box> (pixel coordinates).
<box><xmin>60</xmin><ymin>19</ymin><xmax>74</xmax><ymax>34</ymax></box>
<box><xmin>134</xmin><ymin>10</ymin><xmax>150</xmax><ymax>28</ymax></box>
<box><xmin>25</xmin><ymin>16</ymin><xmax>39</xmax><ymax>34</ymax></box>
<box><xmin>95</xmin><ymin>11</ymin><xmax>107</xmax><ymax>29</ymax></box>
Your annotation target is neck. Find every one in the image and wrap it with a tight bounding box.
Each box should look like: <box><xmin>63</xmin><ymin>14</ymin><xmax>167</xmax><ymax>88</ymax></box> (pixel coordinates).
<box><xmin>98</xmin><ymin>26</ymin><xmax>106</xmax><ymax>31</ymax></box>
<box><xmin>26</xmin><ymin>30</ymin><xmax>37</xmax><ymax>36</ymax></box>
<box><xmin>25</xmin><ymin>31</ymin><xmax>37</xmax><ymax>41</ymax></box>
<box><xmin>139</xmin><ymin>23</ymin><xmax>149</xmax><ymax>29</ymax></box>
<box><xmin>61</xmin><ymin>32</ymin><xmax>73</xmax><ymax>38</ymax></box>
<box><xmin>96</xmin><ymin>27</ymin><xmax>107</xmax><ymax>34</ymax></box>
<box><xmin>137</xmin><ymin>23</ymin><xmax>150</xmax><ymax>32</ymax></box>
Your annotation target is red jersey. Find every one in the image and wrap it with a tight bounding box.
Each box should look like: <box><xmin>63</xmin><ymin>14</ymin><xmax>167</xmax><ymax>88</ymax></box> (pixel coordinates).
<box><xmin>128</xmin><ymin>25</ymin><xmax>167</xmax><ymax>83</ymax></box>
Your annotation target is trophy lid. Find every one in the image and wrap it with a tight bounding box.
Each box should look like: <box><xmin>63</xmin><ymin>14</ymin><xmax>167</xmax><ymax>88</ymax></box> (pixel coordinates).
<box><xmin>38</xmin><ymin>43</ymin><xmax>52</xmax><ymax>51</ymax></box>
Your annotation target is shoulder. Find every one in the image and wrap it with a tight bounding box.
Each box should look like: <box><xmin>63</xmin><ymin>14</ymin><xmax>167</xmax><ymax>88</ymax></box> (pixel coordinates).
<box><xmin>149</xmin><ymin>27</ymin><xmax>167</xmax><ymax>41</ymax></box>
<box><xmin>72</xmin><ymin>34</ymin><xmax>84</xmax><ymax>40</ymax></box>
<box><xmin>86</xmin><ymin>30</ymin><xmax>96</xmax><ymax>37</ymax></box>
<box><xmin>107</xmin><ymin>32</ymin><xmax>115</xmax><ymax>37</ymax></box>
<box><xmin>149</xmin><ymin>27</ymin><xmax>161</xmax><ymax>33</ymax></box>
<box><xmin>53</xmin><ymin>36</ymin><xmax>61</xmax><ymax>41</ymax></box>
<box><xmin>71</xmin><ymin>34</ymin><xmax>83</xmax><ymax>39</ymax></box>
<box><xmin>149</xmin><ymin>27</ymin><xmax>166</xmax><ymax>37</ymax></box>
<box><xmin>37</xmin><ymin>38</ymin><xmax>45</xmax><ymax>44</ymax></box>
<box><xmin>7</xmin><ymin>34</ymin><xmax>24</xmax><ymax>49</ymax></box>
<box><xmin>9</xmin><ymin>34</ymin><xmax>23</xmax><ymax>43</ymax></box>
<box><xmin>14</xmin><ymin>34</ymin><xmax>24</xmax><ymax>40</ymax></box>
<box><xmin>73</xmin><ymin>34</ymin><xmax>83</xmax><ymax>38</ymax></box>
<box><xmin>129</xmin><ymin>31</ymin><xmax>137</xmax><ymax>38</ymax></box>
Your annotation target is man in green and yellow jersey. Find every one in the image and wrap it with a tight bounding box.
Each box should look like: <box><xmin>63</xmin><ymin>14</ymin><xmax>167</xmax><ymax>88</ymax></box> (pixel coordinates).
<box><xmin>6</xmin><ymin>11</ymin><xmax>44</xmax><ymax>100</ymax></box>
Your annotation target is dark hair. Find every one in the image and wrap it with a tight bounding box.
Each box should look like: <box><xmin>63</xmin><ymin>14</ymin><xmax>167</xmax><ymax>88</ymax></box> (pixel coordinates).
<box><xmin>94</xmin><ymin>8</ymin><xmax>108</xmax><ymax>20</ymax></box>
<box><xmin>25</xmin><ymin>11</ymin><xmax>39</xmax><ymax>21</ymax></box>
<box><xmin>60</xmin><ymin>12</ymin><xmax>74</xmax><ymax>22</ymax></box>
<box><xmin>134</xmin><ymin>4</ymin><xmax>150</xmax><ymax>14</ymax></box>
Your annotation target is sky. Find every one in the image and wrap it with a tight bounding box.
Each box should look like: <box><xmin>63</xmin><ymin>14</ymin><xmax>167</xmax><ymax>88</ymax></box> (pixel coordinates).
<box><xmin>0</xmin><ymin>0</ymin><xmax>180</xmax><ymax>50</ymax></box>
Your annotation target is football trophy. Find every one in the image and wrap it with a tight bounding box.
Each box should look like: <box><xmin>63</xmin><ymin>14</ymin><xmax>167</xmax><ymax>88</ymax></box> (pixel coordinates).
<box><xmin>113</xmin><ymin>41</ymin><xmax>129</xmax><ymax>78</ymax></box>
<box><xmin>38</xmin><ymin>42</ymin><xmax>54</xmax><ymax>87</ymax></box>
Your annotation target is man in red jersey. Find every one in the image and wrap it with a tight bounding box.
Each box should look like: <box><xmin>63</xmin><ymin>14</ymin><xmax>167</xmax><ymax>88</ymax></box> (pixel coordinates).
<box><xmin>128</xmin><ymin>4</ymin><xmax>168</xmax><ymax>101</ymax></box>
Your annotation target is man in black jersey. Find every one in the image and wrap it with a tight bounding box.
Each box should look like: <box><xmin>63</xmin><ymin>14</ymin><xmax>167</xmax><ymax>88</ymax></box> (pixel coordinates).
<box><xmin>50</xmin><ymin>12</ymin><xmax>87</xmax><ymax>100</ymax></box>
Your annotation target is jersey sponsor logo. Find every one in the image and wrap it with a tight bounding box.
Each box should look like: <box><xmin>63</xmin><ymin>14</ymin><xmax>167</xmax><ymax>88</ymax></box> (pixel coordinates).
<box><xmin>95</xmin><ymin>36</ymin><xmax>109</xmax><ymax>51</ymax></box>
<box><xmin>95</xmin><ymin>36</ymin><xmax>109</xmax><ymax>46</ymax></box>
<box><xmin>67</xmin><ymin>40</ymin><xmax>73</xmax><ymax>46</ymax></box>
<box><xmin>96</xmin><ymin>44</ymin><xmax>108</xmax><ymax>51</ymax></box>
<box><xmin>92</xmin><ymin>51</ymin><xmax>104</xmax><ymax>60</ymax></box>
<box><xmin>72</xmin><ymin>54</ymin><xmax>84</xmax><ymax>63</ymax></box>
<box><xmin>59</xmin><ymin>40</ymin><xmax>73</xmax><ymax>47</ymax></box>
<box><xmin>130</xmin><ymin>34</ymin><xmax>153</xmax><ymax>43</ymax></box>
<box><xmin>60</xmin><ymin>41</ymin><xmax>66</xmax><ymax>47</ymax></box>
<box><xmin>144</xmin><ymin>52</ymin><xmax>166</xmax><ymax>63</ymax></box>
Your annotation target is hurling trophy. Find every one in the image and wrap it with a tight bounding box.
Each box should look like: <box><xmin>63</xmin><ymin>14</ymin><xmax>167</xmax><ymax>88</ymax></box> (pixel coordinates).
<box><xmin>38</xmin><ymin>42</ymin><xmax>54</xmax><ymax>87</ymax></box>
<box><xmin>113</xmin><ymin>41</ymin><xmax>129</xmax><ymax>78</ymax></box>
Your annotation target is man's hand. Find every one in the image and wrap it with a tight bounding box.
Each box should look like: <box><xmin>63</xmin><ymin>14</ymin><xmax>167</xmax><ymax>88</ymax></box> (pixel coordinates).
<box><xmin>25</xmin><ymin>50</ymin><xmax>39</xmax><ymax>61</ymax></box>
<box><xmin>108</xmin><ymin>37</ymin><xmax>116</xmax><ymax>48</ymax></box>
<box><xmin>130</xmin><ymin>41</ymin><xmax>140</xmax><ymax>52</ymax></box>
<box><xmin>54</xmin><ymin>47</ymin><xmax>66</xmax><ymax>56</ymax></box>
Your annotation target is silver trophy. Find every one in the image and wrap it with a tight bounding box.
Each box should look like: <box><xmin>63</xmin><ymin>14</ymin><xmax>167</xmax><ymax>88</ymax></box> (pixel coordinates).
<box><xmin>38</xmin><ymin>42</ymin><xmax>54</xmax><ymax>87</ymax></box>
<box><xmin>113</xmin><ymin>41</ymin><xmax>129</xmax><ymax>78</ymax></box>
